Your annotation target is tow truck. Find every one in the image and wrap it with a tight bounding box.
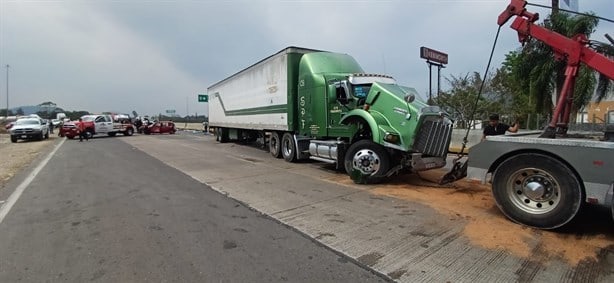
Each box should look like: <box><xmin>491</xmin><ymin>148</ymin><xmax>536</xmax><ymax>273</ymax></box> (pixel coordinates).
<box><xmin>444</xmin><ymin>0</ymin><xmax>614</xmax><ymax>229</ymax></box>
<box><xmin>63</xmin><ymin>114</ymin><xmax>135</xmax><ymax>139</ymax></box>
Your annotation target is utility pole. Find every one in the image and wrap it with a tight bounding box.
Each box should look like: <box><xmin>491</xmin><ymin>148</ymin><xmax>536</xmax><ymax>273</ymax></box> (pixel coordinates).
<box><xmin>5</xmin><ymin>64</ymin><xmax>9</xmax><ymax>119</ymax></box>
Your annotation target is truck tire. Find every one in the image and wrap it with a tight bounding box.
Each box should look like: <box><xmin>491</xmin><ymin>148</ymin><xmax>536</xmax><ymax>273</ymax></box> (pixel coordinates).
<box><xmin>10</xmin><ymin>136</ymin><xmax>17</xmax><ymax>143</ymax></box>
<box><xmin>492</xmin><ymin>153</ymin><xmax>583</xmax><ymax>229</ymax></box>
<box><xmin>45</xmin><ymin>131</ymin><xmax>49</xmax><ymax>139</ymax></box>
<box><xmin>86</xmin><ymin>129</ymin><xmax>94</xmax><ymax>139</ymax></box>
<box><xmin>269</xmin><ymin>132</ymin><xmax>282</xmax><ymax>158</ymax></box>
<box><xmin>124</xmin><ymin>128</ymin><xmax>134</xmax><ymax>136</ymax></box>
<box><xmin>108</xmin><ymin>132</ymin><xmax>117</xmax><ymax>137</ymax></box>
<box><xmin>344</xmin><ymin>140</ymin><xmax>390</xmax><ymax>184</ymax></box>
<box><xmin>281</xmin><ymin>133</ymin><xmax>297</xmax><ymax>162</ymax></box>
<box><xmin>38</xmin><ymin>132</ymin><xmax>44</xmax><ymax>141</ymax></box>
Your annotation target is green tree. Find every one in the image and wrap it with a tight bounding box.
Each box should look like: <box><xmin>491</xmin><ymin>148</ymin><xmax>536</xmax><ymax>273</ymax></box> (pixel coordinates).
<box><xmin>435</xmin><ymin>72</ymin><xmax>503</xmax><ymax>129</ymax></box>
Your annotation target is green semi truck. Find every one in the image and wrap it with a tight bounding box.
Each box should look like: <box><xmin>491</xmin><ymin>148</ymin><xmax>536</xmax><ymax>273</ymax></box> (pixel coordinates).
<box><xmin>208</xmin><ymin>47</ymin><xmax>453</xmax><ymax>183</ymax></box>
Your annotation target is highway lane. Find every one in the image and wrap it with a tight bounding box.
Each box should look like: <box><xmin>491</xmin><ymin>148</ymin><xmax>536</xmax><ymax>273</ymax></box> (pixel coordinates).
<box><xmin>123</xmin><ymin>132</ymin><xmax>614</xmax><ymax>282</ymax></box>
<box><xmin>0</xmin><ymin>136</ymin><xmax>386</xmax><ymax>282</ymax></box>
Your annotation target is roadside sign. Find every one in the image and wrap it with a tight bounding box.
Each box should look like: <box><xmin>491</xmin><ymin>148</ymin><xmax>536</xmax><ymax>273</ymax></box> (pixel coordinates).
<box><xmin>198</xmin><ymin>94</ymin><xmax>208</xmax><ymax>103</ymax></box>
<box><xmin>166</xmin><ymin>109</ymin><xmax>176</xmax><ymax>114</ymax></box>
<box><xmin>420</xmin><ymin>47</ymin><xmax>448</xmax><ymax>65</ymax></box>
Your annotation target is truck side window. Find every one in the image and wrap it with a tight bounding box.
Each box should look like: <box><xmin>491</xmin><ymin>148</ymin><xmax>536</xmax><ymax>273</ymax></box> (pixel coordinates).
<box><xmin>335</xmin><ymin>82</ymin><xmax>349</xmax><ymax>105</ymax></box>
<box><xmin>95</xmin><ymin>116</ymin><xmax>104</xmax><ymax>123</ymax></box>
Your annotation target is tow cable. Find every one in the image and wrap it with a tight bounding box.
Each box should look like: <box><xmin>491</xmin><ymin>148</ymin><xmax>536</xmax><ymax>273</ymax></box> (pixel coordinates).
<box><xmin>437</xmin><ymin>26</ymin><xmax>503</xmax><ymax>185</ymax></box>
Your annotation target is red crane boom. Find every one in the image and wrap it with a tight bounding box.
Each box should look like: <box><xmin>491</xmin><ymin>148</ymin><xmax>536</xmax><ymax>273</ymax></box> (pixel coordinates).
<box><xmin>498</xmin><ymin>0</ymin><xmax>614</xmax><ymax>138</ymax></box>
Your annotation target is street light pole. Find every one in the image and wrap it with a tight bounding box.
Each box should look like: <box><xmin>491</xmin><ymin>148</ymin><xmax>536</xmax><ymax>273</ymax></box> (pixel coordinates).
<box><xmin>5</xmin><ymin>64</ymin><xmax>8</xmax><ymax>119</ymax></box>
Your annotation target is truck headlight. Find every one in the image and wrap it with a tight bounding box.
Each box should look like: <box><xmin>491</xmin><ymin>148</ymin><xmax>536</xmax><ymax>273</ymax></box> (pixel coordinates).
<box><xmin>384</xmin><ymin>133</ymin><xmax>400</xmax><ymax>143</ymax></box>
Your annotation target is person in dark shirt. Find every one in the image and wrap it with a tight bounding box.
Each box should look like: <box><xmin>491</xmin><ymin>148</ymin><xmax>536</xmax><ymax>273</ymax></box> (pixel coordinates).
<box><xmin>482</xmin><ymin>113</ymin><xmax>518</xmax><ymax>140</ymax></box>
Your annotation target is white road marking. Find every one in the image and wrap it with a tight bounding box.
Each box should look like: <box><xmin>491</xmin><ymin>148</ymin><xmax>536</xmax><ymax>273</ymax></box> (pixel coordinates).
<box><xmin>0</xmin><ymin>138</ymin><xmax>66</xmax><ymax>224</ymax></box>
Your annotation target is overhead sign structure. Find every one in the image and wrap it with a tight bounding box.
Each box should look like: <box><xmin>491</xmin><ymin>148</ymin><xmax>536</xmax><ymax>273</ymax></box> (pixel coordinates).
<box><xmin>166</xmin><ymin>109</ymin><xmax>176</xmax><ymax>114</ymax></box>
<box><xmin>198</xmin><ymin>94</ymin><xmax>209</xmax><ymax>103</ymax></box>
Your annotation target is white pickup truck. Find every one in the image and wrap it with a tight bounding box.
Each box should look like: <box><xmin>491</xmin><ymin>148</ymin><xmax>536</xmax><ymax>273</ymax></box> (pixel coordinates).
<box><xmin>9</xmin><ymin>117</ymin><xmax>50</xmax><ymax>142</ymax></box>
<box><xmin>62</xmin><ymin>114</ymin><xmax>135</xmax><ymax>139</ymax></box>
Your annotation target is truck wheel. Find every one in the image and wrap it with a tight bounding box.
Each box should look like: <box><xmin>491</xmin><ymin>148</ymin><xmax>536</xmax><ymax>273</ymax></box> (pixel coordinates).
<box><xmin>124</xmin><ymin>128</ymin><xmax>134</xmax><ymax>136</ymax></box>
<box><xmin>492</xmin><ymin>153</ymin><xmax>583</xmax><ymax>229</ymax></box>
<box><xmin>45</xmin><ymin>132</ymin><xmax>49</xmax><ymax>139</ymax></box>
<box><xmin>344</xmin><ymin>140</ymin><xmax>390</xmax><ymax>184</ymax></box>
<box><xmin>269</xmin><ymin>132</ymin><xmax>282</xmax><ymax>158</ymax></box>
<box><xmin>11</xmin><ymin>136</ymin><xmax>17</xmax><ymax>143</ymax></box>
<box><xmin>108</xmin><ymin>132</ymin><xmax>117</xmax><ymax>137</ymax></box>
<box><xmin>86</xmin><ymin>130</ymin><xmax>94</xmax><ymax>139</ymax></box>
<box><xmin>39</xmin><ymin>132</ymin><xmax>45</xmax><ymax>141</ymax></box>
<box><xmin>281</xmin><ymin>133</ymin><xmax>297</xmax><ymax>162</ymax></box>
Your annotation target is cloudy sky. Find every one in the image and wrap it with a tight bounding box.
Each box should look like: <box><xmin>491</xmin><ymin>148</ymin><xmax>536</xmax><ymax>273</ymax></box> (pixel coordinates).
<box><xmin>0</xmin><ymin>0</ymin><xmax>612</xmax><ymax>117</ymax></box>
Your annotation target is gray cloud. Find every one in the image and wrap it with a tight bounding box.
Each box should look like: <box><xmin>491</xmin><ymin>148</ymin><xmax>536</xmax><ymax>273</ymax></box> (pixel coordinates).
<box><xmin>1</xmin><ymin>0</ymin><xmax>611</xmax><ymax>117</ymax></box>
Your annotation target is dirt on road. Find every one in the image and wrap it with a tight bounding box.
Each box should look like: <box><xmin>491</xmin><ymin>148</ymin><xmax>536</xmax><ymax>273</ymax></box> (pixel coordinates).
<box><xmin>0</xmin><ymin>134</ymin><xmax>55</xmax><ymax>189</ymax></box>
<box><xmin>348</xmin><ymin>170</ymin><xmax>614</xmax><ymax>267</ymax></box>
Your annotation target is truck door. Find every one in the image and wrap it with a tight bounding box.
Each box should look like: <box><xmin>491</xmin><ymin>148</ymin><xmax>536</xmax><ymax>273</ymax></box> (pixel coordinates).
<box><xmin>95</xmin><ymin>115</ymin><xmax>113</xmax><ymax>133</ymax></box>
<box><xmin>326</xmin><ymin>79</ymin><xmax>353</xmax><ymax>137</ymax></box>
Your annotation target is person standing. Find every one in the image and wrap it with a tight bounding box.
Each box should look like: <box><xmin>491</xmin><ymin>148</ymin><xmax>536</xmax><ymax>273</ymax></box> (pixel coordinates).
<box><xmin>78</xmin><ymin>118</ymin><xmax>89</xmax><ymax>142</ymax></box>
<box><xmin>48</xmin><ymin>119</ymin><xmax>54</xmax><ymax>134</ymax></box>
<box><xmin>482</xmin><ymin>113</ymin><xmax>519</xmax><ymax>141</ymax></box>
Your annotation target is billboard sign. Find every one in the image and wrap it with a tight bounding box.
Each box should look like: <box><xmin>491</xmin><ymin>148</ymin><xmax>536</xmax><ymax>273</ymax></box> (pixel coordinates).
<box><xmin>420</xmin><ymin>47</ymin><xmax>448</xmax><ymax>65</ymax></box>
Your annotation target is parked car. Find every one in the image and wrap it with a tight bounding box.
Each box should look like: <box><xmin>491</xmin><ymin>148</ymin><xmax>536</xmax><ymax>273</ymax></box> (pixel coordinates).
<box><xmin>4</xmin><ymin>121</ymin><xmax>14</xmax><ymax>130</ymax></box>
<box><xmin>9</xmin><ymin>117</ymin><xmax>50</xmax><ymax>143</ymax></box>
<box><xmin>142</xmin><ymin>121</ymin><xmax>176</xmax><ymax>135</ymax></box>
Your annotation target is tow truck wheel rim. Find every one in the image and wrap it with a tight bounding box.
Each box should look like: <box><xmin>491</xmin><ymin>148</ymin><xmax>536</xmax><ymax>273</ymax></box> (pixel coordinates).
<box><xmin>506</xmin><ymin>167</ymin><xmax>561</xmax><ymax>214</ymax></box>
<box><xmin>352</xmin><ymin>149</ymin><xmax>380</xmax><ymax>175</ymax></box>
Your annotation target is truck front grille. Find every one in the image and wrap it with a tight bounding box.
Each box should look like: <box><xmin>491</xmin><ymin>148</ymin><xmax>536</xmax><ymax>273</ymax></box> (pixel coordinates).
<box><xmin>413</xmin><ymin>119</ymin><xmax>453</xmax><ymax>157</ymax></box>
<box><xmin>13</xmin><ymin>128</ymin><xmax>34</xmax><ymax>134</ymax></box>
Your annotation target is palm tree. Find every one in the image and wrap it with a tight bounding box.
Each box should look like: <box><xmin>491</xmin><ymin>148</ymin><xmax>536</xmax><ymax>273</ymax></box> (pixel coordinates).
<box><xmin>508</xmin><ymin>10</ymin><xmax>612</xmax><ymax>116</ymax></box>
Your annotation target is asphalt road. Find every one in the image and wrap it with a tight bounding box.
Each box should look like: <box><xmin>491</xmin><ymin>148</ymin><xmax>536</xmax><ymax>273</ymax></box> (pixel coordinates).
<box><xmin>123</xmin><ymin>132</ymin><xmax>614</xmax><ymax>282</ymax></box>
<box><xmin>0</xmin><ymin>136</ymin><xmax>385</xmax><ymax>282</ymax></box>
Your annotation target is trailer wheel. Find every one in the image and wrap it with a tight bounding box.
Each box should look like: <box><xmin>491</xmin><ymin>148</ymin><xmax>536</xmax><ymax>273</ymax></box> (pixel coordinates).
<box><xmin>492</xmin><ymin>153</ymin><xmax>583</xmax><ymax>229</ymax></box>
<box><xmin>269</xmin><ymin>132</ymin><xmax>282</xmax><ymax>158</ymax></box>
<box><xmin>344</xmin><ymin>140</ymin><xmax>390</xmax><ymax>184</ymax></box>
<box><xmin>281</xmin><ymin>133</ymin><xmax>297</xmax><ymax>162</ymax></box>
<box><xmin>124</xmin><ymin>128</ymin><xmax>134</xmax><ymax>136</ymax></box>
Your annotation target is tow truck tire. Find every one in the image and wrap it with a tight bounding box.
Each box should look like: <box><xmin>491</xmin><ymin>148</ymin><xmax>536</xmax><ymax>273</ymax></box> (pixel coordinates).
<box><xmin>281</xmin><ymin>133</ymin><xmax>297</xmax><ymax>162</ymax></box>
<box><xmin>124</xmin><ymin>128</ymin><xmax>134</xmax><ymax>136</ymax></box>
<box><xmin>344</xmin><ymin>140</ymin><xmax>390</xmax><ymax>184</ymax></box>
<box><xmin>269</xmin><ymin>132</ymin><xmax>282</xmax><ymax>158</ymax></box>
<box><xmin>492</xmin><ymin>153</ymin><xmax>583</xmax><ymax>229</ymax></box>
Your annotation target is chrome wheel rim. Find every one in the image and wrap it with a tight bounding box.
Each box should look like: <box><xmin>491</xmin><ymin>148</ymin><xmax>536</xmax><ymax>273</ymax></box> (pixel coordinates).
<box><xmin>506</xmin><ymin>167</ymin><xmax>561</xmax><ymax>214</ymax></box>
<box><xmin>282</xmin><ymin>138</ymin><xmax>293</xmax><ymax>157</ymax></box>
<box><xmin>352</xmin><ymin>149</ymin><xmax>380</xmax><ymax>175</ymax></box>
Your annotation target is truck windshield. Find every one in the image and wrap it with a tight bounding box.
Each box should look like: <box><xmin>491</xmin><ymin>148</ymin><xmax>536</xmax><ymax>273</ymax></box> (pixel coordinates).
<box><xmin>352</xmin><ymin>84</ymin><xmax>371</xmax><ymax>99</ymax></box>
<box><xmin>15</xmin><ymin>119</ymin><xmax>40</xmax><ymax>125</ymax></box>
